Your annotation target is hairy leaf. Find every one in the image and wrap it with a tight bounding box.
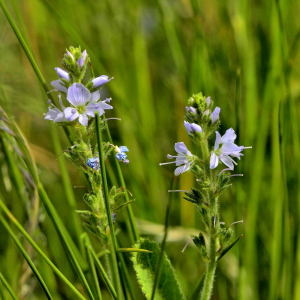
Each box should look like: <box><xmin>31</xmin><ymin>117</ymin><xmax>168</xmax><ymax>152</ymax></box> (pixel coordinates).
<box><xmin>131</xmin><ymin>238</ymin><xmax>186</xmax><ymax>300</ymax></box>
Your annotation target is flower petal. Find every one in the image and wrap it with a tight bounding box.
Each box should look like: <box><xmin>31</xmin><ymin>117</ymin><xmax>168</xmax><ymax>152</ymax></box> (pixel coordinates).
<box><xmin>79</xmin><ymin>113</ymin><xmax>88</xmax><ymax>126</ymax></box>
<box><xmin>206</xmin><ymin>97</ymin><xmax>211</xmax><ymax>106</ymax></box>
<box><xmin>50</xmin><ymin>79</ymin><xmax>68</xmax><ymax>93</ymax></box>
<box><xmin>184</xmin><ymin>121</ymin><xmax>192</xmax><ymax>134</ymax></box>
<box><xmin>220</xmin><ymin>128</ymin><xmax>236</xmax><ymax>144</ymax></box>
<box><xmin>90</xmin><ymin>91</ymin><xmax>100</xmax><ymax>102</ymax></box>
<box><xmin>210</xmin><ymin>152</ymin><xmax>219</xmax><ymax>169</ymax></box>
<box><xmin>119</xmin><ymin>146</ymin><xmax>129</xmax><ymax>152</ymax></box>
<box><xmin>220</xmin><ymin>143</ymin><xmax>241</xmax><ymax>155</ymax></box>
<box><xmin>55</xmin><ymin>68</ymin><xmax>69</xmax><ymax>81</ymax></box>
<box><xmin>191</xmin><ymin>123</ymin><xmax>202</xmax><ymax>133</ymax></box>
<box><xmin>211</xmin><ymin>107</ymin><xmax>220</xmax><ymax>123</ymax></box>
<box><xmin>175</xmin><ymin>165</ymin><xmax>185</xmax><ymax>176</ymax></box>
<box><xmin>219</xmin><ymin>155</ymin><xmax>235</xmax><ymax>170</ymax></box>
<box><xmin>175</xmin><ymin>142</ymin><xmax>188</xmax><ymax>154</ymax></box>
<box><xmin>67</xmin><ymin>83</ymin><xmax>91</xmax><ymax>107</ymax></box>
<box><xmin>77</xmin><ymin>57</ymin><xmax>84</xmax><ymax>68</ymax></box>
<box><xmin>92</xmin><ymin>75</ymin><xmax>112</xmax><ymax>88</ymax></box>
<box><xmin>64</xmin><ymin>107</ymin><xmax>79</xmax><ymax>121</ymax></box>
<box><xmin>214</xmin><ymin>132</ymin><xmax>221</xmax><ymax>151</ymax></box>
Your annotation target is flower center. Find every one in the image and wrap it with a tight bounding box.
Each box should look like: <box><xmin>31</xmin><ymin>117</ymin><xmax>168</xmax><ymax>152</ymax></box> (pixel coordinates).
<box><xmin>77</xmin><ymin>106</ymin><xmax>85</xmax><ymax>114</ymax></box>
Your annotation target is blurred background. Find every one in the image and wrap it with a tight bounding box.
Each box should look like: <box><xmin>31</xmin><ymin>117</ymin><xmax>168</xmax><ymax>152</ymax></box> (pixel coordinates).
<box><xmin>0</xmin><ymin>0</ymin><xmax>300</xmax><ymax>299</ymax></box>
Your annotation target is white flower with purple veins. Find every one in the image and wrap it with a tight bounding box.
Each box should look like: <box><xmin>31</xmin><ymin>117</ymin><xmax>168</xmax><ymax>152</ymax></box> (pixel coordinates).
<box><xmin>210</xmin><ymin>128</ymin><xmax>251</xmax><ymax>170</ymax></box>
<box><xmin>64</xmin><ymin>83</ymin><xmax>113</xmax><ymax>126</ymax></box>
<box><xmin>160</xmin><ymin>142</ymin><xmax>194</xmax><ymax>176</ymax></box>
<box><xmin>44</xmin><ymin>95</ymin><xmax>66</xmax><ymax>123</ymax></box>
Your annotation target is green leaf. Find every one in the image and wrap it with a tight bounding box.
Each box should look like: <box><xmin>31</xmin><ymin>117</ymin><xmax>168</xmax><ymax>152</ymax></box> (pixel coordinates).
<box><xmin>131</xmin><ymin>238</ymin><xmax>186</xmax><ymax>300</ymax></box>
<box><xmin>218</xmin><ymin>234</ymin><xmax>243</xmax><ymax>261</ymax></box>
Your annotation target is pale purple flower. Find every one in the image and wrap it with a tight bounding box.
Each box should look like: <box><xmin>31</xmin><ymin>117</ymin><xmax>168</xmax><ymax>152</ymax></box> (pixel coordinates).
<box><xmin>55</xmin><ymin>68</ymin><xmax>70</xmax><ymax>81</ymax></box>
<box><xmin>77</xmin><ymin>57</ymin><xmax>84</xmax><ymax>68</ymax></box>
<box><xmin>64</xmin><ymin>83</ymin><xmax>113</xmax><ymax>126</ymax></box>
<box><xmin>92</xmin><ymin>75</ymin><xmax>113</xmax><ymax>88</ymax></box>
<box><xmin>160</xmin><ymin>142</ymin><xmax>194</xmax><ymax>176</ymax></box>
<box><xmin>211</xmin><ymin>107</ymin><xmax>220</xmax><ymax>123</ymax></box>
<box><xmin>82</xmin><ymin>50</ymin><xmax>87</xmax><ymax>61</ymax></box>
<box><xmin>50</xmin><ymin>79</ymin><xmax>68</xmax><ymax>93</ymax></box>
<box><xmin>185</xmin><ymin>106</ymin><xmax>196</xmax><ymax>115</ymax></box>
<box><xmin>44</xmin><ymin>95</ymin><xmax>66</xmax><ymax>123</ymax></box>
<box><xmin>206</xmin><ymin>97</ymin><xmax>211</xmax><ymax>107</ymax></box>
<box><xmin>210</xmin><ymin>128</ymin><xmax>251</xmax><ymax>170</ymax></box>
<box><xmin>184</xmin><ymin>121</ymin><xmax>202</xmax><ymax>134</ymax></box>
<box><xmin>67</xmin><ymin>51</ymin><xmax>74</xmax><ymax>60</ymax></box>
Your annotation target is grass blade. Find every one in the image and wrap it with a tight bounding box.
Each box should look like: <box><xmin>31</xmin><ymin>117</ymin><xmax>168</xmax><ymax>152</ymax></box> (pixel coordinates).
<box><xmin>82</xmin><ymin>234</ymin><xmax>102</xmax><ymax>300</ymax></box>
<box><xmin>0</xmin><ymin>198</ymin><xmax>87</xmax><ymax>300</ymax></box>
<box><xmin>89</xmin><ymin>246</ymin><xmax>118</xmax><ymax>300</ymax></box>
<box><xmin>0</xmin><ymin>214</ymin><xmax>53</xmax><ymax>299</ymax></box>
<box><xmin>0</xmin><ymin>274</ymin><xmax>18</xmax><ymax>300</ymax></box>
<box><xmin>151</xmin><ymin>177</ymin><xmax>176</xmax><ymax>300</ymax></box>
<box><xmin>37</xmin><ymin>184</ymin><xmax>95</xmax><ymax>300</ymax></box>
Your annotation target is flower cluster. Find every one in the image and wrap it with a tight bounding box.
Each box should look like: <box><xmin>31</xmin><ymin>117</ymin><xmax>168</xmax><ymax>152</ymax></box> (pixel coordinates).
<box><xmin>115</xmin><ymin>146</ymin><xmax>129</xmax><ymax>164</ymax></box>
<box><xmin>43</xmin><ymin>46</ymin><xmax>132</xmax><ymax>247</ymax></box>
<box><xmin>160</xmin><ymin>93</ymin><xmax>251</xmax><ymax>175</ymax></box>
<box><xmin>45</xmin><ymin>48</ymin><xmax>113</xmax><ymax>126</ymax></box>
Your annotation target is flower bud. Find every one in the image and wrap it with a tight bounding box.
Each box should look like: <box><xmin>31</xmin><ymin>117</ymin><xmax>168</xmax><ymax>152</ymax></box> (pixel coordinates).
<box><xmin>211</xmin><ymin>107</ymin><xmax>220</xmax><ymax>123</ymax></box>
<box><xmin>82</xmin><ymin>50</ymin><xmax>87</xmax><ymax>61</ymax></box>
<box><xmin>92</xmin><ymin>75</ymin><xmax>112</xmax><ymax>88</ymax></box>
<box><xmin>77</xmin><ymin>57</ymin><xmax>84</xmax><ymax>68</ymax></box>
<box><xmin>191</xmin><ymin>123</ymin><xmax>202</xmax><ymax>133</ymax></box>
<box><xmin>206</xmin><ymin>97</ymin><xmax>211</xmax><ymax>107</ymax></box>
<box><xmin>67</xmin><ymin>51</ymin><xmax>74</xmax><ymax>60</ymax></box>
<box><xmin>55</xmin><ymin>68</ymin><xmax>70</xmax><ymax>81</ymax></box>
<box><xmin>185</xmin><ymin>106</ymin><xmax>196</xmax><ymax>115</ymax></box>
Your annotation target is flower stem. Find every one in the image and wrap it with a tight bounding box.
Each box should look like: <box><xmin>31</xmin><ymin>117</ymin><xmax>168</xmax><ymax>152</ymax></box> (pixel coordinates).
<box><xmin>104</xmin><ymin>115</ymin><xmax>139</xmax><ymax>244</ymax></box>
<box><xmin>199</xmin><ymin>135</ymin><xmax>218</xmax><ymax>300</ymax></box>
<box><xmin>95</xmin><ymin>112</ymin><xmax>123</xmax><ymax>299</ymax></box>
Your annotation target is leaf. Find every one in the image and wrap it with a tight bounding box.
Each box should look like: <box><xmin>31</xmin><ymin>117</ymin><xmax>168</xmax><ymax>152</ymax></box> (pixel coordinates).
<box><xmin>218</xmin><ymin>234</ymin><xmax>243</xmax><ymax>261</ymax></box>
<box><xmin>131</xmin><ymin>238</ymin><xmax>186</xmax><ymax>300</ymax></box>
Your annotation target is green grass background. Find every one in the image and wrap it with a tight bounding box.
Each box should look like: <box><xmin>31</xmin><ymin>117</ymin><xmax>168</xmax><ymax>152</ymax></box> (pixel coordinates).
<box><xmin>0</xmin><ymin>0</ymin><xmax>300</xmax><ymax>299</ymax></box>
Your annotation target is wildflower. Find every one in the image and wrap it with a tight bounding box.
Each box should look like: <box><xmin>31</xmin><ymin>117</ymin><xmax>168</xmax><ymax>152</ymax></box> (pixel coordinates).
<box><xmin>185</xmin><ymin>106</ymin><xmax>196</xmax><ymax>115</ymax></box>
<box><xmin>67</xmin><ymin>51</ymin><xmax>74</xmax><ymax>60</ymax></box>
<box><xmin>160</xmin><ymin>142</ymin><xmax>194</xmax><ymax>176</ymax></box>
<box><xmin>211</xmin><ymin>107</ymin><xmax>220</xmax><ymax>123</ymax></box>
<box><xmin>44</xmin><ymin>95</ymin><xmax>66</xmax><ymax>123</ymax></box>
<box><xmin>115</xmin><ymin>146</ymin><xmax>129</xmax><ymax>163</ymax></box>
<box><xmin>87</xmin><ymin>157</ymin><xmax>100</xmax><ymax>170</ymax></box>
<box><xmin>184</xmin><ymin>121</ymin><xmax>202</xmax><ymax>135</ymax></box>
<box><xmin>64</xmin><ymin>83</ymin><xmax>113</xmax><ymax>126</ymax></box>
<box><xmin>55</xmin><ymin>67</ymin><xmax>70</xmax><ymax>81</ymax></box>
<box><xmin>82</xmin><ymin>50</ymin><xmax>87</xmax><ymax>61</ymax></box>
<box><xmin>112</xmin><ymin>213</ymin><xmax>116</xmax><ymax>222</ymax></box>
<box><xmin>210</xmin><ymin>128</ymin><xmax>251</xmax><ymax>170</ymax></box>
<box><xmin>92</xmin><ymin>75</ymin><xmax>113</xmax><ymax>89</ymax></box>
<box><xmin>50</xmin><ymin>79</ymin><xmax>68</xmax><ymax>93</ymax></box>
<box><xmin>206</xmin><ymin>97</ymin><xmax>211</xmax><ymax>106</ymax></box>
<box><xmin>77</xmin><ymin>57</ymin><xmax>84</xmax><ymax>68</ymax></box>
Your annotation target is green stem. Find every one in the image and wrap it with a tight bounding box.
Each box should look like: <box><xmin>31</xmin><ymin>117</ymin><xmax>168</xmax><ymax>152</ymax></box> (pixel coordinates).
<box><xmin>95</xmin><ymin>112</ymin><xmax>122</xmax><ymax>299</ymax></box>
<box><xmin>200</xmin><ymin>200</ymin><xmax>218</xmax><ymax>300</ymax></box>
<box><xmin>199</xmin><ymin>137</ymin><xmax>218</xmax><ymax>300</ymax></box>
<box><xmin>104</xmin><ymin>117</ymin><xmax>139</xmax><ymax>243</ymax></box>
